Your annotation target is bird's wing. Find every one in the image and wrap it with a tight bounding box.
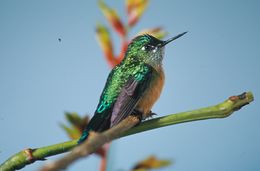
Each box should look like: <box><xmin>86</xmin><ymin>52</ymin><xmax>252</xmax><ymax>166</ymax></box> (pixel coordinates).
<box><xmin>110</xmin><ymin>64</ymin><xmax>154</xmax><ymax>127</ymax></box>
<box><xmin>82</xmin><ymin>68</ymin><xmax>117</xmax><ymax>132</ymax></box>
<box><xmin>78</xmin><ymin>64</ymin><xmax>154</xmax><ymax>143</ymax></box>
<box><xmin>78</xmin><ymin>68</ymin><xmax>118</xmax><ymax>143</ymax></box>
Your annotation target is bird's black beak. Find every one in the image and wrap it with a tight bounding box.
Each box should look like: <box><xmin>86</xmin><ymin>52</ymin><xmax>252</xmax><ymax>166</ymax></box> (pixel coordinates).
<box><xmin>159</xmin><ymin>31</ymin><xmax>187</xmax><ymax>47</ymax></box>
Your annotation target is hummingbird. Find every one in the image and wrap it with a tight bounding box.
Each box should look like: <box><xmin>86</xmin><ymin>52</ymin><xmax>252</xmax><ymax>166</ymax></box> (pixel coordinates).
<box><xmin>78</xmin><ymin>32</ymin><xmax>187</xmax><ymax>143</ymax></box>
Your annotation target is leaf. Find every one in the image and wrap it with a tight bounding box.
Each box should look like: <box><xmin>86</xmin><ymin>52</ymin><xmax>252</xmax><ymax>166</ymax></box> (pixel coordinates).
<box><xmin>60</xmin><ymin>123</ymin><xmax>81</xmax><ymax>140</ymax></box>
<box><xmin>132</xmin><ymin>156</ymin><xmax>172</xmax><ymax>171</ymax></box>
<box><xmin>126</xmin><ymin>0</ymin><xmax>149</xmax><ymax>27</ymax></box>
<box><xmin>96</xmin><ymin>23</ymin><xmax>120</xmax><ymax>67</ymax></box>
<box><xmin>137</xmin><ymin>27</ymin><xmax>167</xmax><ymax>39</ymax></box>
<box><xmin>98</xmin><ymin>0</ymin><xmax>126</xmax><ymax>37</ymax></box>
<box><xmin>60</xmin><ymin>112</ymin><xmax>89</xmax><ymax>139</ymax></box>
<box><xmin>64</xmin><ymin>112</ymin><xmax>88</xmax><ymax>130</ymax></box>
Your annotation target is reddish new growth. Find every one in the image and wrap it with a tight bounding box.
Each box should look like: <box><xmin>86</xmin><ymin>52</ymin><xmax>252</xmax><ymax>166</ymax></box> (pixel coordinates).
<box><xmin>96</xmin><ymin>0</ymin><xmax>167</xmax><ymax>68</ymax></box>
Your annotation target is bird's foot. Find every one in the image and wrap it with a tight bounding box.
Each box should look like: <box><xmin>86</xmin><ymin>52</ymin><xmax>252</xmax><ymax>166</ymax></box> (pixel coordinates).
<box><xmin>148</xmin><ymin>111</ymin><xmax>157</xmax><ymax>118</ymax></box>
<box><xmin>131</xmin><ymin>109</ymin><xmax>143</xmax><ymax>126</ymax></box>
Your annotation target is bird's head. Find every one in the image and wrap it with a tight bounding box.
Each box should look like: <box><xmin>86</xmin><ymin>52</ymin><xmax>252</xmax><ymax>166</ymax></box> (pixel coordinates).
<box><xmin>124</xmin><ymin>32</ymin><xmax>187</xmax><ymax>68</ymax></box>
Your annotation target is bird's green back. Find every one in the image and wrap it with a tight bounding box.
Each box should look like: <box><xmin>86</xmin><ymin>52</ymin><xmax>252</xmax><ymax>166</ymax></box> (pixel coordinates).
<box><xmin>96</xmin><ymin>62</ymin><xmax>150</xmax><ymax>115</ymax></box>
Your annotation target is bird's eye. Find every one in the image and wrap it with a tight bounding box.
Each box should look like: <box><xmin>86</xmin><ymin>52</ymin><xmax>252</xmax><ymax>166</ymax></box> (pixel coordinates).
<box><xmin>141</xmin><ymin>45</ymin><xmax>154</xmax><ymax>51</ymax></box>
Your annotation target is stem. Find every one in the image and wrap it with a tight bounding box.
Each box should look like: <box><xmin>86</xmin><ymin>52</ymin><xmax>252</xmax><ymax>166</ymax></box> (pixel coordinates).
<box><xmin>40</xmin><ymin>116</ymin><xmax>140</xmax><ymax>171</ymax></box>
<box><xmin>0</xmin><ymin>92</ymin><xmax>254</xmax><ymax>171</ymax></box>
<box><xmin>99</xmin><ymin>144</ymin><xmax>110</xmax><ymax>171</ymax></box>
<box><xmin>0</xmin><ymin>141</ymin><xmax>78</xmax><ymax>171</ymax></box>
<box><xmin>122</xmin><ymin>92</ymin><xmax>254</xmax><ymax>137</ymax></box>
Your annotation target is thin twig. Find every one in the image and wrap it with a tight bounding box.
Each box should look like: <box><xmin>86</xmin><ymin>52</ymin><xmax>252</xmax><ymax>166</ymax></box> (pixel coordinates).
<box><xmin>0</xmin><ymin>92</ymin><xmax>254</xmax><ymax>171</ymax></box>
<box><xmin>40</xmin><ymin>116</ymin><xmax>140</xmax><ymax>171</ymax></box>
<box><xmin>39</xmin><ymin>91</ymin><xmax>254</xmax><ymax>171</ymax></box>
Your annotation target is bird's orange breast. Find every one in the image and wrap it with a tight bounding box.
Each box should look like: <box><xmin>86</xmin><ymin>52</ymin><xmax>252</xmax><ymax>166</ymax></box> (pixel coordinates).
<box><xmin>136</xmin><ymin>67</ymin><xmax>165</xmax><ymax>118</ymax></box>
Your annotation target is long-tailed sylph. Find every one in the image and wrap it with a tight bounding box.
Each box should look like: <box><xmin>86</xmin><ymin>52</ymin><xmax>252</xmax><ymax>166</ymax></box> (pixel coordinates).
<box><xmin>78</xmin><ymin>32</ymin><xmax>187</xmax><ymax>143</ymax></box>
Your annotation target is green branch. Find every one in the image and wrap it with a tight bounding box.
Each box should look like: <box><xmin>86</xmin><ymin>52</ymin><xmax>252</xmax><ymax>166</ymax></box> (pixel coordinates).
<box><xmin>0</xmin><ymin>92</ymin><xmax>254</xmax><ymax>171</ymax></box>
<box><xmin>122</xmin><ymin>92</ymin><xmax>254</xmax><ymax>137</ymax></box>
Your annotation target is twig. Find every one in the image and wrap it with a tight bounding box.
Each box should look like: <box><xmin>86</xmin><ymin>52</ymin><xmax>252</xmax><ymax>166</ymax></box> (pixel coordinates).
<box><xmin>40</xmin><ymin>115</ymin><xmax>140</xmax><ymax>171</ymax></box>
<box><xmin>99</xmin><ymin>143</ymin><xmax>110</xmax><ymax>171</ymax></box>
<box><xmin>39</xmin><ymin>91</ymin><xmax>254</xmax><ymax>171</ymax></box>
<box><xmin>0</xmin><ymin>92</ymin><xmax>254</xmax><ymax>171</ymax></box>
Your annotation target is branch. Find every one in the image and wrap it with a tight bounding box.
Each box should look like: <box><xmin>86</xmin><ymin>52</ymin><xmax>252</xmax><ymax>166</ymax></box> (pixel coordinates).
<box><xmin>0</xmin><ymin>92</ymin><xmax>254</xmax><ymax>171</ymax></box>
<box><xmin>40</xmin><ymin>115</ymin><xmax>140</xmax><ymax>171</ymax></box>
<box><xmin>122</xmin><ymin>92</ymin><xmax>254</xmax><ymax>137</ymax></box>
<box><xmin>40</xmin><ymin>92</ymin><xmax>254</xmax><ymax>171</ymax></box>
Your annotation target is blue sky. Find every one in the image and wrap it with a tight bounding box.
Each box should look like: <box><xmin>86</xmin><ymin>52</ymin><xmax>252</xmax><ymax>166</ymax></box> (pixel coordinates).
<box><xmin>0</xmin><ymin>0</ymin><xmax>260</xmax><ymax>171</ymax></box>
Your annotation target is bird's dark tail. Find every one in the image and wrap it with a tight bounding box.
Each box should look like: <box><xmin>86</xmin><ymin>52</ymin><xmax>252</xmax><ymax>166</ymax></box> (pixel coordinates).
<box><xmin>78</xmin><ymin>129</ymin><xmax>90</xmax><ymax>144</ymax></box>
<box><xmin>77</xmin><ymin>112</ymin><xmax>111</xmax><ymax>144</ymax></box>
